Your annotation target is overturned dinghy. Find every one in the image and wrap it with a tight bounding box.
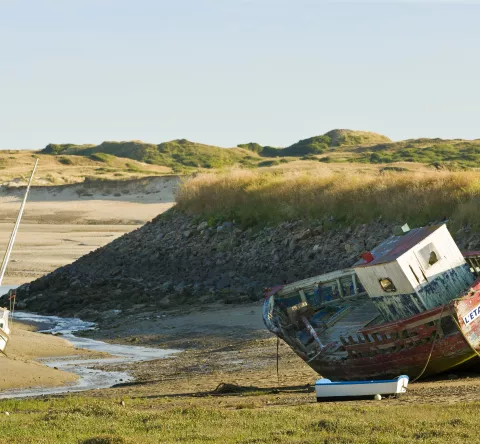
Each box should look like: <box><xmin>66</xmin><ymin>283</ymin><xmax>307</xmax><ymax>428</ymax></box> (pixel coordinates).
<box><xmin>315</xmin><ymin>375</ymin><xmax>409</xmax><ymax>401</ymax></box>
<box><xmin>264</xmin><ymin>224</ymin><xmax>480</xmax><ymax>381</ymax></box>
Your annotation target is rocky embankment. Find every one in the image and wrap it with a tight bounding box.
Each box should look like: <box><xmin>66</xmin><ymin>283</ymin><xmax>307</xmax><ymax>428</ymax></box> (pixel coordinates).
<box><xmin>6</xmin><ymin>211</ymin><xmax>479</xmax><ymax>321</ymax></box>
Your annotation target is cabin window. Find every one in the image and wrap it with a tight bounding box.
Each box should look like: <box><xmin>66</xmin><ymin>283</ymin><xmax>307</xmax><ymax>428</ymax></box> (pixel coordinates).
<box><xmin>418</xmin><ymin>243</ymin><xmax>440</xmax><ymax>268</ymax></box>
<box><xmin>379</xmin><ymin>278</ymin><xmax>396</xmax><ymax>293</ymax></box>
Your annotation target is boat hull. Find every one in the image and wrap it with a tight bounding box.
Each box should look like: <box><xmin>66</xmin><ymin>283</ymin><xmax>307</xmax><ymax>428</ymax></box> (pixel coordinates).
<box><xmin>308</xmin><ymin>328</ymin><xmax>474</xmax><ymax>381</ymax></box>
<box><xmin>265</xmin><ymin>283</ymin><xmax>480</xmax><ymax>381</ymax></box>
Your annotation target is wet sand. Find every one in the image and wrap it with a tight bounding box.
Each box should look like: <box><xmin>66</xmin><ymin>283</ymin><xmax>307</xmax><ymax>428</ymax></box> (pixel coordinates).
<box><xmin>80</xmin><ymin>300</ymin><xmax>480</xmax><ymax>407</ymax></box>
<box><xmin>1</xmin><ymin>323</ymin><xmax>83</xmax><ymax>390</ymax></box>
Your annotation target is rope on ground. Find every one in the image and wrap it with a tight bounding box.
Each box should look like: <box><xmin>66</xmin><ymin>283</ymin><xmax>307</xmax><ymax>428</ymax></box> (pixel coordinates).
<box><xmin>412</xmin><ymin>304</ymin><xmax>446</xmax><ymax>383</ymax></box>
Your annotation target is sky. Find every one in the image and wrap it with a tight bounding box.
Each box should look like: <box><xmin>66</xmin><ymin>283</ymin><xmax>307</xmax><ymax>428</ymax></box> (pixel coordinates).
<box><xmin>1</xmin><ymin>0</ymin><xmax>479</xmax><ymax>150</ymax></box>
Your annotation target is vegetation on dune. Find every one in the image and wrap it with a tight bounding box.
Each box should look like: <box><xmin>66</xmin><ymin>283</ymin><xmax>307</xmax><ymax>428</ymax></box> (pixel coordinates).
<box><xmin>155</xmin><ymin>139</ymin><xmax>252</xmax><ymax>169</ymax></box>
<box><xmin>355</xmin><ymin>139</ymin><xmax>480</xmax><ymax>168</ymax></box>
<box><xmin>238</xmin><ymin>130</ymin><xmax>392</xmax><ymax>158</ymax></box>
<box><xmin>89</xmin><ymin>152</ymin><xmax>117</xmax><ymax>163</ymax></box>
<box><xmin>280</xmin><ymin>135</ymin><xmax>331</xmax><ymax>156</ymax></box>
<box><xmin>0</xmin><ymin>395</ymin><xmax>478</xmax><ymax>443</ymax></box>
<box><xmin>42</xmin><ymin>139</ymin><xmax>258</xmax><ymax>172</ymax></box>
<box><xmin>325</xmin><ymin>129</ymin><xmax>392</xmax><ymax>146</ymax></box>
<box><xmin>237</xmin><ymin>142</ymin><xmax>264</xmax><ymax>153</ymax></box>
<box><xmin>176</xmin><ymin>169</ymin><xmax>480</xmax><ymax>228</ymax></box>
<box><xmin>43</xmin><ymin>143</ymin><xmax>95</xmax><ymax>154</ymax></box>
<box><xmin>41</xmin><ymin>131</ymin><xmax>480</xmax><ymax>171</ymax></box>
<box><xmin>239</xmin><ymin>136</ymin><xmax>330</xmax><ymax>157</ymax></box>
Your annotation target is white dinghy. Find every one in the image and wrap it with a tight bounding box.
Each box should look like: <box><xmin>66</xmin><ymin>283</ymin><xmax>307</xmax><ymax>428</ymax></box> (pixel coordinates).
<box><xmin>315</xmin><ymin>375</ymin><xmax>409</xmax><ymax>401</ymax></box>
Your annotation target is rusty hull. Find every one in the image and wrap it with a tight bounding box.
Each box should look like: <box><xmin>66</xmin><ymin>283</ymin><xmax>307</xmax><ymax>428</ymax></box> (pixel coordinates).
<box><xmin>268</xmin><ymin>281</ymin><xmax>480</xmax><ymax>381</ymax></box>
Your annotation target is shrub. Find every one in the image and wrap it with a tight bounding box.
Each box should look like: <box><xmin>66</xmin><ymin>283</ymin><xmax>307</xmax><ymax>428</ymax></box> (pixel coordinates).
<box><xmin>380</xmin><ymin>166</ymin><xmax>409</xmax><ymax>173</ymax></box>
<box><xmin>90</xmin><ymin>153</ymin><xmax>115</xmax><ymax>163</ymax></box>
<box><xmin>258</xmin><ymin>160</ymin><xmax>281</xmax><ymax>167</ymax></box>
<box><xmin>58</xmin><ymin>157</ymin><xmax>73</xmax><ymax>165</ymax></box>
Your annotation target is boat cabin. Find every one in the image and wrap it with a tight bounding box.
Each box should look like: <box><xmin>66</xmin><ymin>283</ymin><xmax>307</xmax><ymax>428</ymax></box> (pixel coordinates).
<box><xmin>354</xmin><ymin>224</ymin><xmax>474</xmax><ymax>322</ymax></box>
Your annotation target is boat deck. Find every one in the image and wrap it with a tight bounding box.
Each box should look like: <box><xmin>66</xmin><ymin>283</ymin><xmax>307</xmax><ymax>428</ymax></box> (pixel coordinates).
<box><xmin>318</xmin><ymin>298</ymin><xmax>381</xmax><ymax>347</ymax></box>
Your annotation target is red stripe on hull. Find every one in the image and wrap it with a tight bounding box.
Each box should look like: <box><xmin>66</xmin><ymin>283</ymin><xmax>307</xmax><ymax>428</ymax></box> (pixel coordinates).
<box><xmin>273</xmin><ymin>283</ymin><xmax>480</xmax><ymax>381</ymax></box>
<box><xmin>308</xmin><ymin>330</ymin><xmax>474</xmax><ymax>381</ymax></box>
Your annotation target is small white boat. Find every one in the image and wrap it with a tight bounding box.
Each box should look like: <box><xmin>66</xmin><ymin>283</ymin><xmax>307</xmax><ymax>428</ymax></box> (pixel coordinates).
<box><xmin>0</xmin><ymin>160</ymin><xmax>38</xmax><ymax>354</ymax></box>
<box><xmin>0</xmin><ymin>308</ymin><xmax>10</xmax><ymax>353</ymax></box>
<box><xmin>315</xmin><ymin>375</ymin><xmax>409</xmax><ymax>401</ymax></box>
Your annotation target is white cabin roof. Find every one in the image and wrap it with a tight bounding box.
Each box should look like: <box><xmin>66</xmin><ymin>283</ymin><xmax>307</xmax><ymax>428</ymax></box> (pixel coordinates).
<box><xmin>354</xmin><ymin>225</ymin><xmax>443</xmax><ymax>268</ymax></box>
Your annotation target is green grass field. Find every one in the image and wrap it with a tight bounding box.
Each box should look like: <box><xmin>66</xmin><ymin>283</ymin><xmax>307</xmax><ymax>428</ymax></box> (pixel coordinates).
<box><xmin>0</xmin><ymin>394</ymin><xmax>478</xmax><ymax>443</ymax></box>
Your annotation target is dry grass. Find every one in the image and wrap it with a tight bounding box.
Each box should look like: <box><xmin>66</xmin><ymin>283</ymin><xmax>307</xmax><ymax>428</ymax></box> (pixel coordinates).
<box><xmin>0</xmin><ymin>151</ymin><xmax>172</xmax><ymax>186</ymax></box>
<box><xmin>176</xmin><ymin>168</ymin><xmax>480</xmax><ymax>228</ymax></box>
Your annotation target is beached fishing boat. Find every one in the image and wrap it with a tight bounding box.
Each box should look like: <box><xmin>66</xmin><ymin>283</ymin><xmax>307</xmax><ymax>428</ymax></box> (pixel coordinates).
<box><xmin>0</xmin><ymin>160</ymin><xmax>38</xmax><ymax>353</ymax></box>
<box><xmin>264</xmin><ymin>223</ymin><xmax>480</xmax><ymax>381</ymax></box>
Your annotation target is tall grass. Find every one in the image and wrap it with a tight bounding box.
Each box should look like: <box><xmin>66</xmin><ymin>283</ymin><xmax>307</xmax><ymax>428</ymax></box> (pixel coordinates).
<box><xmin>176</xmin><ymin>168</ymin><xmax>480</xmax><ymax>228</ymax></box>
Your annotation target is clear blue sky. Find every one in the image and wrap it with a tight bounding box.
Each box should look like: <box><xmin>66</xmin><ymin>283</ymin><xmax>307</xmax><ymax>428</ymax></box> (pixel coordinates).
<box><xmin>1</xmin><ymin>0</ymin><xmax>479</xmax><ymax>150</ymax></box>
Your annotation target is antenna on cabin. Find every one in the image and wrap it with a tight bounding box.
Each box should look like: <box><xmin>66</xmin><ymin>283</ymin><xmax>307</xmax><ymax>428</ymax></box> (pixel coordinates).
<box><xmin>0</xmin><ymin>159</ymin><xmax>38</xmax><ymax>286</ymax></box>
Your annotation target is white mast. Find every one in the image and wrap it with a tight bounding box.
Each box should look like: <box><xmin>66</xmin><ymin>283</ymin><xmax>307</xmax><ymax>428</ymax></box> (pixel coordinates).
<box><xmin>0</xmin><ymin>159</ymin><xmax>38</xmax><ymax>286</ymax></box>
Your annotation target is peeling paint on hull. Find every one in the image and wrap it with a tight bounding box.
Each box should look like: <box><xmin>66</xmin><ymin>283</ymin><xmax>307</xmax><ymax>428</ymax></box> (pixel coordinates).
<box><xmin>307</xmin><ymin>329</ymin><xmax>474</xmax><ymax>381</ymax></box>
<box><xmin>265</xmin><ymin>280</ymin><xmax>480</xmax><ymax>382</ymax></box>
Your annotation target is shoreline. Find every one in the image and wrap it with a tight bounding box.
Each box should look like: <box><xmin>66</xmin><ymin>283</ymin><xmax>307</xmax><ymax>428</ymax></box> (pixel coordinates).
<box><xmin>1</xmin><ymin>311</ymin><xmax>181</xmax><ymax>398</ymax></box>
<box><xmin>0</xmin><ymin>321</ymin><xmax>83</xmax><ymax>391</ymax></box>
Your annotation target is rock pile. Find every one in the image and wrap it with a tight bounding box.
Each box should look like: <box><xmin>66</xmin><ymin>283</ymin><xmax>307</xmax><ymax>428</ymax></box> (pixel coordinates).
<box><xmin>6</xmin><ymin>210</ymin><xmax>476</xmax><ymax>321</ymax></box>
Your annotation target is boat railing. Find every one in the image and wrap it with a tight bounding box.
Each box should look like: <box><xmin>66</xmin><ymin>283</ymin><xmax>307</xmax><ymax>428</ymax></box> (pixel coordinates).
<box><xmin>464</xmin><ymin>251</ymin><xmax>480</xmax><ymax>276</ymax></box>
<box><xmin>275</xmin><ymin>268</ymin><xmax>365</xmax><ymax>304</ymax></box>
<box><xmin>341</xmin><ymin>321</ymin><xmax>440</xmax><ymax>358</ymax></box>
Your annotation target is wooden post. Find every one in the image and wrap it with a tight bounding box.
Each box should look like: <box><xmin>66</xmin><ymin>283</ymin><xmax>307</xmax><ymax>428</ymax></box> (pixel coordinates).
<box><xmin>299</xmin><ymin>289</ymin><xmax>307</xmax><ymax>304</ymax></box>
<box><xmin>336</xmin><ymin>279</ymin><xmax>344</xmax><ymax>299</ymax></box>
<box><xmin>352</xmin><ymin>274</ymin><xmax>358</xmax><ymax>296</ymax></box>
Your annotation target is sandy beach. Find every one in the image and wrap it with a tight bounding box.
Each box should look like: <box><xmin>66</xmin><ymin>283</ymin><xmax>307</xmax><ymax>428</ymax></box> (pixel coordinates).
<box><xmin>0</xmin><ymin>322</ymin><xmax>83</xmax><ymax>390</ymax></box>
<box><xmin>0</xmin><ymin>176</ymin><xmax>178</xmax><ymax>284</ymax></box>
<box><xmin>0</xmin><ymin>175</ymin><xmax>180</xmax><ymax>393</ymax></box>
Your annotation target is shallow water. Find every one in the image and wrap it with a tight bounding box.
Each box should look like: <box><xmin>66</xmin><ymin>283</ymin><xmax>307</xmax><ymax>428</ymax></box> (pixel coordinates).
<box><xmin>0</xmin><ymin>287</ymin><xmax>180</xmax><ymax>399</ymax></box>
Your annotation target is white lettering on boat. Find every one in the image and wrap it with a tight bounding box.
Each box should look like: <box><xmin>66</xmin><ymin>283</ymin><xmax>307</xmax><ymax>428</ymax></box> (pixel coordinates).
<box><xmin>463</xmin><ymin>304</ymin><xmax>480</xmax><ymax>325</ymax></box>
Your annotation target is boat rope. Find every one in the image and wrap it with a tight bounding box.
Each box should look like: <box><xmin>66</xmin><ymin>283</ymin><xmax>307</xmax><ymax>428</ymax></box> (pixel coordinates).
<box><xmin>0</xmin><ymin>159</ymin><xmax>38</xmax><ymax>286</ymax></box>
<box><xmin>414</xmin><ymin>298</ymin><xmax>480</xmax><ymax>383</ymax></box>
<box><xmin>9</xmin><ymin>290</ymin><xmax>16</xmax><ymax>331</ymax></box>
<box><xmin>412</xmin><ymin>303</ymin><xmax>446</xmax><ymax>383</ymax></box>
<box><xmin>276</xmin><ymin>337</ymin><xmax>280</xmax><ymax>386</ymax></box>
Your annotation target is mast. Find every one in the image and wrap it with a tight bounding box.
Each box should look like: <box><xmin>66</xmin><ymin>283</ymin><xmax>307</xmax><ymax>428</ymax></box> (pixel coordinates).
<box><xmin>0</xmin><ymin>159</ymin><xmax>38</xmax><ymax>286</ymax></box>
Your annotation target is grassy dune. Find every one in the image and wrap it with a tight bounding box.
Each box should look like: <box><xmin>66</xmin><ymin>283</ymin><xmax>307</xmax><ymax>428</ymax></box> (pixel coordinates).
<box><xmin>176</xmin><ymin>168</ymin><xmax>480</xmax><ymax>228</ymax></box>
<box><xmin>0</xmin><ymin>151</ymin><xmax>171</xmax><ymax>186</ymax></box>
<box><xmin>0</xmin><ymin>395</ymin><xmax>478</xmax><ymax>443</ymax></box>
<box><xmin>38</xmin><ymin>131</ymin><xmax>480</xmax><ymax>172</ymax></box>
